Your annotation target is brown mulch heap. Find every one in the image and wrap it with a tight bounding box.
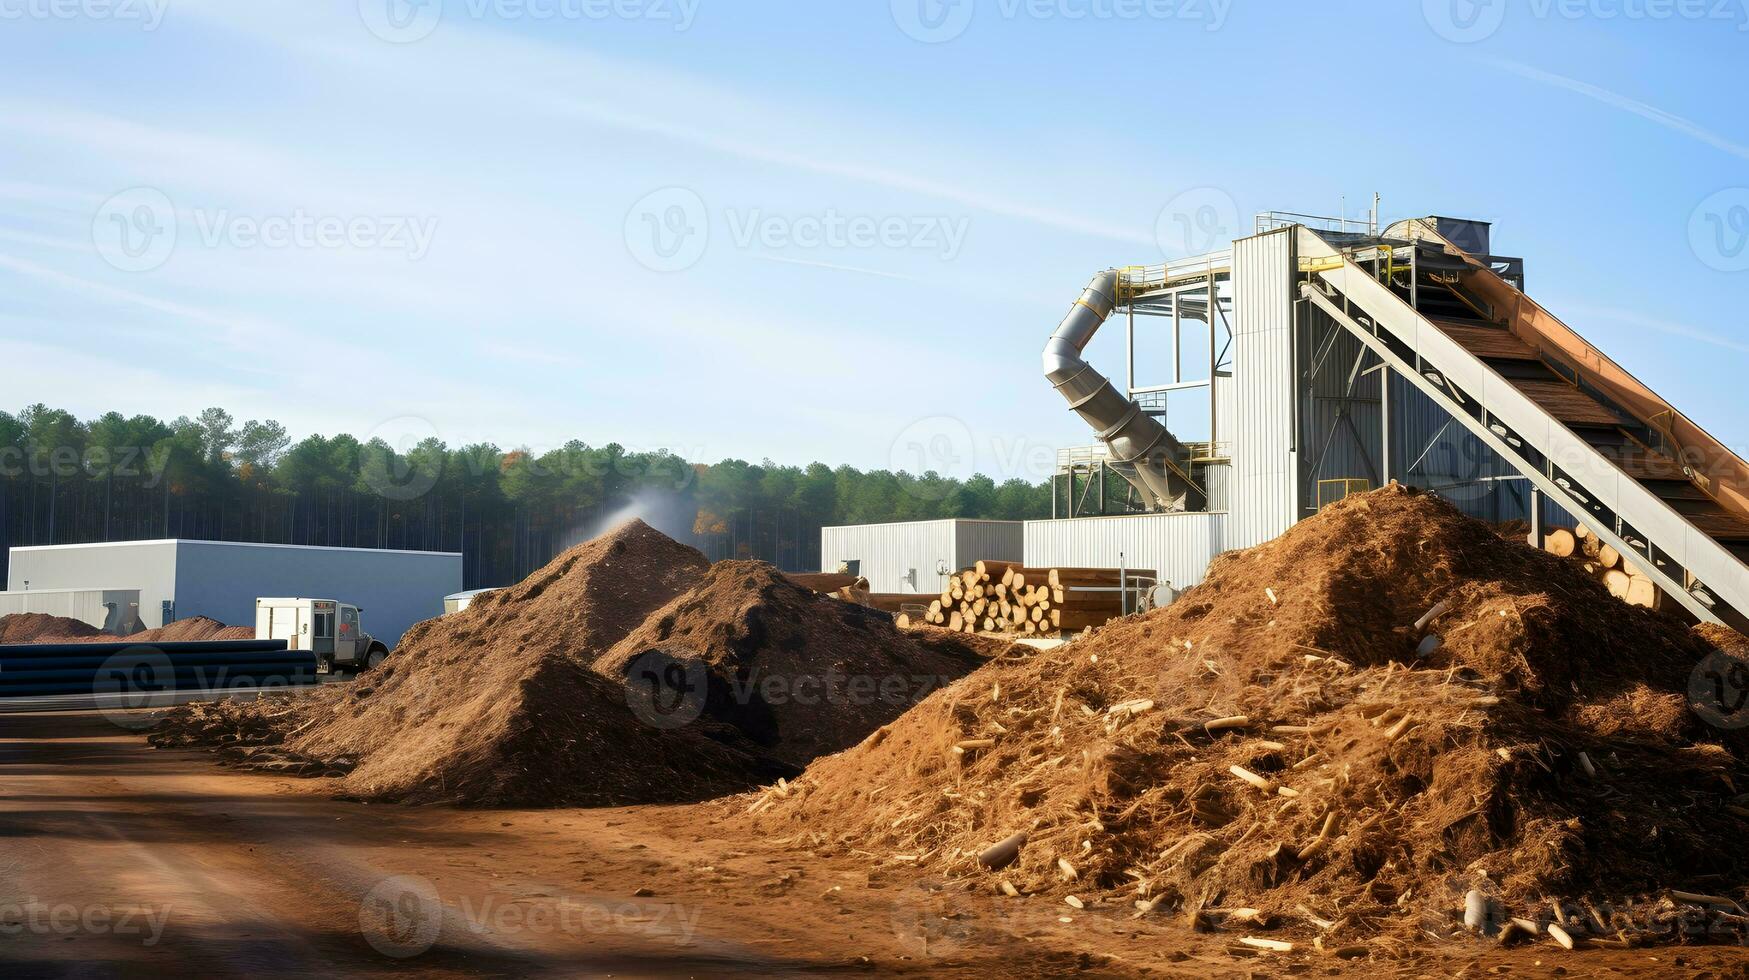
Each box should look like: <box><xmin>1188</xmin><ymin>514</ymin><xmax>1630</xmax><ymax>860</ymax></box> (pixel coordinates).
<box><xmin>0</xmin><ymin>613</ymin><xmax>106</xmax><ymax>643</ymax></box>
<box><xmin>152</xmin><ymin>519</ymin><xmax>762</xmax><ymax>807</ymax></box>
<box><xmin>744</xmin><ymin>486</ymin><xmax>1749</xmax><ymax>947</ymax></box>
<box><xmin>596</xmin><ymin>561</ymin><xmax>1004</xmax><ymax>769</ymax></box>
<box><xmin>0</xmin><ymin>613</ymin><xmax>253</xmax><ymax>644</ymax></box>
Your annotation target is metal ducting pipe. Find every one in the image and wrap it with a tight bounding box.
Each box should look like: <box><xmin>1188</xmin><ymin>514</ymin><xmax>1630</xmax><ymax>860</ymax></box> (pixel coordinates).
<box><xmin>1042</xmin><ymin>270</ymin><xmax>1205</xmax><ymax>512</ymax></box>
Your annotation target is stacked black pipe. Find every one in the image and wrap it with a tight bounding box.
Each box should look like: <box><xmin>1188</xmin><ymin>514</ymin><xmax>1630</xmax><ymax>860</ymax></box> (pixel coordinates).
<box><xmin>0</xmin><ymin>639</ymin><xmax>319</xmax><ymax>698</ymax></box>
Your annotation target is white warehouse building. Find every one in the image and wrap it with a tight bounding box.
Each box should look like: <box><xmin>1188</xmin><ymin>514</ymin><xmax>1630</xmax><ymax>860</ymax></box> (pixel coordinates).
<box><xmin>4</xmin><ymin>539</ymin><xmax>463</xmax><ymax>646</ymax></box>
<box><xmin>819</xmin><ymin>519</ymin><xmax>1023</xmax><ymax>594</ymax></box>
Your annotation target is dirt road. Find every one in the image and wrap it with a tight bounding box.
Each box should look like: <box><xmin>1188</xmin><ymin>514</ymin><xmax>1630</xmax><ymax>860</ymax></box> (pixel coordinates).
<box><xmin>6</xmin><ymin>710</ymin><xmax>1749</xmax><ymax>978</ymax></box>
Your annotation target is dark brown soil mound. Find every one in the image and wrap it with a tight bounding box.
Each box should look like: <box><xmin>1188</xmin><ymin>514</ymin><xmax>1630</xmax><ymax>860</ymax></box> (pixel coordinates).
<box><xmin>154</xmin><ymin>519</ymin><xmax>744</xmax><ymax>806</ymax></box>
<box><xmin>746</xmin><ymin>486</ymin><xmax>1749</xmax><ymax>945</ymax></box>
<box><xmin>597</xmin><ymin>561</ymin><xmax>1000</xmax><ymax>769</ymax></box>
<box><xmin>0</xmin><ymin>612</ymin><xmax>106</xmax><ymax>643</ymax></box>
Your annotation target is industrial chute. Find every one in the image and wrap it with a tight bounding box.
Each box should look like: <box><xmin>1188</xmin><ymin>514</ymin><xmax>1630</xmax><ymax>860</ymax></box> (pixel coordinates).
<box><xmin>1042</xmin><ymin>269</ymin><xmax>1206</xmax><ymax>512</ymax></box>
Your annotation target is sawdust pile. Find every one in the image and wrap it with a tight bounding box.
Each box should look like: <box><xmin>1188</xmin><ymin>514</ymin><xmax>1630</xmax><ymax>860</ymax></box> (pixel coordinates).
<box><xmin>154</xmin><ymin>520</ymin><xmax>761</xmax><ymax>806</ymax></box>
<box><xmin>0</xmin><ymin>613</ymin><xmax>251</xmax><ymax>644</ymax></box>
<box><xmin>746</xmin><ymin>486</ymin><xmax>1749</xmax><ymax>947</ymax></box>
<box><xmin>596</xmin><ymin>561</ymin><xmax>998</xmax><ymax>768</ymax></box>
<box><xmin>0</xmin><ymin>613</ymin><xmax>107</xmax><ymax>643</ymax></box>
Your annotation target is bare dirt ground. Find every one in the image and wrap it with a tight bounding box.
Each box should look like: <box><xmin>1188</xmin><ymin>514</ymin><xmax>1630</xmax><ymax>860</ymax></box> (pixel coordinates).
<box><xmin>5</xmin><ymin>710</ymin><xmax>1749</xmax><ymax>979</ymax></box>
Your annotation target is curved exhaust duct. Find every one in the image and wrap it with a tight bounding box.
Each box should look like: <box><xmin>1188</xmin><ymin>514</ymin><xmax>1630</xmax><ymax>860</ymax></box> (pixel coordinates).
<box><xmin>1043</xmin><ymin>270</ymin><xmax>1206</xmax><ymax>512</ymax></box>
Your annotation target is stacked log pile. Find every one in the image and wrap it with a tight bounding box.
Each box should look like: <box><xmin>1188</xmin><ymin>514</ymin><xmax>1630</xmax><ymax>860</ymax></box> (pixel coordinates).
<box><xmin>896</xmin><ymin>560</ymin><xmax>1154</xmax><ymax>636</ymax></box>
<box><xmin>1535</xmin><ymin>524</ymin><xmax>1663</xmax><ymax>610</ymax></box>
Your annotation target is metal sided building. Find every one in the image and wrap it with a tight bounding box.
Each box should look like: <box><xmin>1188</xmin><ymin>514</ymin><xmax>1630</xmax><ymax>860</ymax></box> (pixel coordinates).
<box><xmin>819</xmin><ymin>519</ymin><xmax>1024</xmax><ymax>594</ymax></box>
<box><xmin>1029</xmin><ymin>208</ymin><xmax>1749</xmax><ymax>631</ymax></box>
<box><xmin>5</xmin><ymin>539</ymin><xmax>463</xmax><ymax>645</ymax></box>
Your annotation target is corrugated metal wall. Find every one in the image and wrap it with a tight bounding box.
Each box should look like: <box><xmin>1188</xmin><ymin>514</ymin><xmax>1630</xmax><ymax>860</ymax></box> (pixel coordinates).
<box><xmin>1300</xmin><ymin>303</ymin><xmax>1385</xmax><ymax>509</ymax></box>
<box><xmin>0</xmin><ymin>588</ymin><xmax>141</xmax><ymax>632</ymax></box>
<box><xmin>954</xmin><ymin>521</ymin><xmax>1026</xmax><ymax>573</ymax></box>
<box><xmin>820</xmin><ymin>520</ymin><xmax>1023</xmax><ymax>594</ymax></box>
<box><xmin>1024</xmin><ymin>513</ymin><xmax>1229</xmax><ymax>589</ymax></box>
<box><xmin>1229</xmin><ymin>229</ymin><xmax>1298</xmax><ymax>548</ymax></box>
<box><xmin>1386</xmin><ymin>371</ymin><xmax>1575</xmax><ymax>528</ymax></box>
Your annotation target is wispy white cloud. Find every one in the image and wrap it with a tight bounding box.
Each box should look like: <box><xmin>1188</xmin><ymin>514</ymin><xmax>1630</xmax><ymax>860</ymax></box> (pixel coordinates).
<box><xmin>1563</xmin><ymin>303</ymin><xmax>1749</xmax><ymax>358</ymax></box>
<box><xmin>751</xmin><ymin>254</ymin><xmax>926</xmax><ymax>282</ymax></box>
<box><xmin>1488</xmin><ymin>59</ymin><xmax>1749</xmax><ymax>162</ymax></box>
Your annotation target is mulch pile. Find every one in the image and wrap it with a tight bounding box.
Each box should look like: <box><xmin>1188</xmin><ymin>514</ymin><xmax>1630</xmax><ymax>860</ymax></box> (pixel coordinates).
<box><xmin>153</xmin><ymin>519</ymin><xmax>751</xmax><ymax>806</ymax></box>
<box><xmin>596</xmin><ymin>561</ymin><xmax>995</xmax><ymax>768</ymax></box>
<box><xmin>154</xmin><ymin>520</ymin><xmax>1000</xmax><ymax>808</ymax></box>
<box><xmin>0</xmin><ymin>613</ymin><xmax>107</xmax><ymax>643</ymax></box>
<box><xmin>0</xmin><ymin>613</ymin><xmax>252</xmax><ymax>644</ymax></box>
<box><xmin>743</xmin><ymin>485</ymin><xmax>1749</xmax><ymax>951</ymax></box>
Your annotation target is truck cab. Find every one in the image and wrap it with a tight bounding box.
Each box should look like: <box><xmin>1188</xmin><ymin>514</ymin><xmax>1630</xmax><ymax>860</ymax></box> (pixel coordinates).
<box><xmin>255</xmin><ymin>597</ymin><xmax>390</xmax><ymax>673</ymax></box>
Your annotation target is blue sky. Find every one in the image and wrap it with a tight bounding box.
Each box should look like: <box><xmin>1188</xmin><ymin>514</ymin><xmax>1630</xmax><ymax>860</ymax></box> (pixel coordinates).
<box><xmin>1</xmin><ymin>0</ymin><xmax>1744</xmax><ymax>486</ymax></box>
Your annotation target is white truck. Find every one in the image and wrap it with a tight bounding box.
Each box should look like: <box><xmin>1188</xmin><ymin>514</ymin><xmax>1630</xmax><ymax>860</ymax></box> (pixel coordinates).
<box><xmin>255</xmin><ymin>597</ymin><xmax>391</xmax><ymax>673</ymax></box>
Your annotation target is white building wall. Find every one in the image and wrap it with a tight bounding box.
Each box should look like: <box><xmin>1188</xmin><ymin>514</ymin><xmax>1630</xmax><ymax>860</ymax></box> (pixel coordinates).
<box><xmin>7</xmin><ymin>540</ymin><xmax>460</xmax><ymax>644</ymax></box>
<box><xmin>1229</xmin><ymin>228</ymin><xmax>1299</xmax><ymax>549</ymax></box>
<box><xmin>172</xmin><ymin>541</ymin><xmax>459</xmax><ymax>647</ymax></box>
<box><xmin>1024</xmin><ymin>513</ymin><xmax>1229</xmax><ymax>590</ymax></box>
<box><xmin>0</xmin><ymin>588</ymin><xmax>142</xmax><ymax>633</ymax></box>
<box><xmin>7</xmin><ymin>541</ymin><xmax>180</xmax><ymax>628</ymax></box>
<box><xmin>820</xmin><ymin>520</ymin><xmax>1024</xmax><ymax>594</ymax></box>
